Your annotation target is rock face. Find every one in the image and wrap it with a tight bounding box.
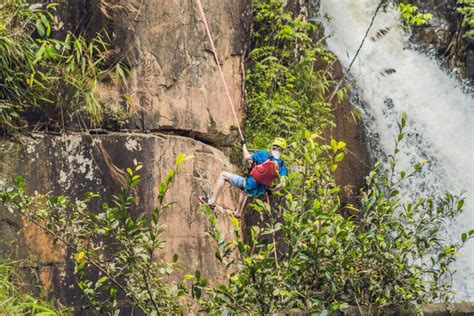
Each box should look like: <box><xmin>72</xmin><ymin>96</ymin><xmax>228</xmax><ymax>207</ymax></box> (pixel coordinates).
<box><xmin>57</xmin><ymin>0</ymin><xmax>251</xmax><ymax>142</ymax></box>
<box><xmin>408</xmin><ymin>0</ymin><xmax>474</xmax><ymax>79</ymax></box>
<box><xmin>0</xmin><ymin>133</ymin><xmax>237</xmax><ymax>305</ymax></box>
<box><xmin>1</xmin><ymin>0</ymin><xmax>251</xmax><ymax>308</ymax></box>
<box><xmin>409</xmin><ymin>0</ymin><xmax>458</xmax><ymax>54</ymax></box>
<box><xmin>0</xmin><ymin>0</ymin><xmax>373</xmax><ymax>310</ymax></box>
<box><xmin>128</xmin><ymin>0</ymin><xmax>250</xmax><ymax>141</ymax></box>
<box><xmin>328</xmin><ymin>61</ymin><xmax>371</xmax><ymax>206</ymax></box>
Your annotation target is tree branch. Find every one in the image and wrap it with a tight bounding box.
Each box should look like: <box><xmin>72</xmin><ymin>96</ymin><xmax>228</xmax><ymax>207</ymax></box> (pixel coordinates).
<box><xmin>21</xmin><ymin>211</ymin><xmax>147</xmax><ymax>315</ymax></box>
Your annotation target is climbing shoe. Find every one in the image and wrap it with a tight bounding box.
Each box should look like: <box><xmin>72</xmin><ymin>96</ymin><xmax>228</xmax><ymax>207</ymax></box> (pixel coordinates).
<box><xmin>231</xmin><ymin>210</ymin><xmax>241</xmax><ymax>220</ymax></box>
<box><xmin>198</xmin><ymin>196</ymin><xmax>216</xmax><ymax>210</ymax></box>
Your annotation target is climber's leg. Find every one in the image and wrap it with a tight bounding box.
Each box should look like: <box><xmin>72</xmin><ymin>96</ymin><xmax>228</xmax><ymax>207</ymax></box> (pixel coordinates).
<box><xmin>232</xmin><ymin>191</ymin><xmax>248</xmax><ymax>219</ymax></box>
<box><xmin>211</xmin><ymin>171</ymin><xmax>245</xmax><ymax>202</ymax></box>
<box><xmin>199</xmin><ymin>172</ymin><xmax>245</xmax><ymax>208</ymax></box>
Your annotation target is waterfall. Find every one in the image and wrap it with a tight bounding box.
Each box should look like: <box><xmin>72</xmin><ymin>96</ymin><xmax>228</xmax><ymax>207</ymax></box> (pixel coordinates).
<box><xmin>320</xmin><ymin>0</ymin><xmax>474</xmax><ymax>301</ymax></box>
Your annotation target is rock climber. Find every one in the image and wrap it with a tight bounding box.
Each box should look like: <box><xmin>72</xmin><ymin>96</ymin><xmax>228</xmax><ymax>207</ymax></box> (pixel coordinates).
<box><xmin>199</xmin><ymin>137</ymin><xmax>288</xmax><ymax>219</ymax></box>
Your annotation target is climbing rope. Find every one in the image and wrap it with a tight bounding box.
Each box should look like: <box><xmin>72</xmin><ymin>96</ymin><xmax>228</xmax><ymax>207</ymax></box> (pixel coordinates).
<box><xmin>194</xmin><ymin>0</ymin><xmax>244</xmax><ymax>141</ymax></box>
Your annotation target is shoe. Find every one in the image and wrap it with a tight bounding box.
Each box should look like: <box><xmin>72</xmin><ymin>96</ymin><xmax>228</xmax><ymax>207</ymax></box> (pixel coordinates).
<box><xmin>198</xmin><ymin>196</ymin><xmax>216</xmax><ymax>210</ymax></box>
<box><xmin>231</xmin><ymin>210</ymin><xmax>241</xmax><ymax>220</ymax></box>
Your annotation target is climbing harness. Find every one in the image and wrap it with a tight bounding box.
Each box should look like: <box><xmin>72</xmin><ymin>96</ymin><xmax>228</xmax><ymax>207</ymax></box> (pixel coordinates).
<box><xmin>194</xmin><ymin>0</ymin><xmax>244</xmax><ymax>141</ymax></box>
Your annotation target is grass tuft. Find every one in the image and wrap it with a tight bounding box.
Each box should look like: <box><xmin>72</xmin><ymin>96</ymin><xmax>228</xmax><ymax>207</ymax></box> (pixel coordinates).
<box><xmin>0</xmin><ymin>258</ymin><xmax>63</xmax><ymax>315</ymax></box>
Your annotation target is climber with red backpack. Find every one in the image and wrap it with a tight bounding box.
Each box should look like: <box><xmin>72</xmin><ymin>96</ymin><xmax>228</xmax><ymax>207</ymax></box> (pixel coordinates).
<box><xmin>199</xmin><ymin>137</ymin><xmax>288</xmax><ymax>219</ymax></box>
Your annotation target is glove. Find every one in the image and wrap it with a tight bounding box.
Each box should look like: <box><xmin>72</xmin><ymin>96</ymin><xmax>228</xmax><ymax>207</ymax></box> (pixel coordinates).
<box><xmin>240</xmin><ymin>138</ymin><xmax>246</xmax><ymax>146</ymax></box>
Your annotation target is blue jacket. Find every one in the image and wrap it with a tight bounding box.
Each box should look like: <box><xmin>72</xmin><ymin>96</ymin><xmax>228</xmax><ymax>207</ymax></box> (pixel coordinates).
<box><xmin>244</xmin><ymin>150</ymin><xmax>288</xmax><ymax>197</ymax></box>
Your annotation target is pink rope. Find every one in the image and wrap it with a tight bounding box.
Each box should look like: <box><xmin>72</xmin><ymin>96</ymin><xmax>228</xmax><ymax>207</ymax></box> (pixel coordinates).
<box><xmin>194</xmin><ymin>0</ymin><xmax>244</xmax><ymax>140</ymax></box>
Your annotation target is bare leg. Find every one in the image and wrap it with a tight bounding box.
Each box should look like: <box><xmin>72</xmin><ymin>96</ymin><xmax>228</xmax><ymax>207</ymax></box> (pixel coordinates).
<box><xmin>210</xmin><ymin>171</ymin><xmax>232</xmax><ymax>203</ymax></box>
<box><xmin>235</xmin><ymin>192</ymin><xmax>248</xmax><ymax>216</ymax></box>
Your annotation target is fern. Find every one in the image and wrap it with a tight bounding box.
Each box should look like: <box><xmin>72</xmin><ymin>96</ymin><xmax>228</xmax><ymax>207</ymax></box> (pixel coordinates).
<box><xmin>245</xmin><ymin>0</ymin><xmax>339</xmax><ymax>150</ymax></box>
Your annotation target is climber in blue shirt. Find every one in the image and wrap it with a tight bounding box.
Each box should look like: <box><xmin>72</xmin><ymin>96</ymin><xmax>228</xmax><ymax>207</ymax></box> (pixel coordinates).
<box><xmin>199</xmin><ymin>138</ymin><xmax>288</xmax><ymax>219</ymax></box>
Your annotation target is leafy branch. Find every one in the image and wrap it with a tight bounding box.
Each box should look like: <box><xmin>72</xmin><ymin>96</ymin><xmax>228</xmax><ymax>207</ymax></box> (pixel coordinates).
<box><xmin>0</xmin><ymin>154</ymin><xmax>194</xmax><ymax>314</ymax></box>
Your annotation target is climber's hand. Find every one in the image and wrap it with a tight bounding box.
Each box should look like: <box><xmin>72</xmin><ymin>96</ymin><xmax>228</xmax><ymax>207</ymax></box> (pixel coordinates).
<box><xmin>240</xmin><ymin>138</ymin><xmax>246</xmax><ymax>146</ymax></box>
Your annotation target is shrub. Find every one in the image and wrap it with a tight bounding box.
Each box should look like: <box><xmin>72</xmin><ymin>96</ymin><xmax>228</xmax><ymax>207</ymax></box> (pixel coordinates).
<box><xmin>457</xmin><ymin>0</ymin><xmax>474</xmax><ymax>38</ymax></box>
<box><xmin>199</xmin><ymin>118</ymin><xmax>473</xmax><ymax>314</ymax></box>
<box><xmin>0</xmin><ymin>154</ymin><xmax>193</xmax><ymax>314</ymax></box>
<box><xmin>0</xmin><ymin>0</ymin><xmax>130</xmax><ymax>135</ymax></box>
<box><xmin>398</xmin><ymin>3</ymin><xmax>433</xmax><ymax>27</ymax></box>
<box><xmin>245</xmin><ymin>0</ymin><xmax>340</xmax><ymax>150</ymax></box>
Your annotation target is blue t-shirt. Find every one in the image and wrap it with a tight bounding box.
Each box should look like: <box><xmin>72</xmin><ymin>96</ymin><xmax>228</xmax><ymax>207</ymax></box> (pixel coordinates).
<box><xmin>244</xmin><ymin>150</ymin><xmax>288</xmax><ymax>197</ymax></box>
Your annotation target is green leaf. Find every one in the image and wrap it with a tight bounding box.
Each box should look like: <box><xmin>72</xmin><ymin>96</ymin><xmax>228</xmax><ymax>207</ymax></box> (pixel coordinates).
<box><xmin>97</xmin><ymin>276</ymin><xmax>108</xmax><ymax>284</ymax></box>
<box><xmin>36</xmin><ymin>19</ymin><xmax>45</xmax><ymax>37</ymax></box>
<box><xmin>335</xmin><ymin>152</ymin><xmax>345</xmax><ymax>162</ymax></box>
<box><xmin>40</xmin><ymin>14</ymin><xmax>51</xmax><ymax>37</ymax></box>
<box><xmin>176</xmin><ymin>153</ymin><xmax>193</xmax><ymax>166</ymax></box>
<box><xmin>195</xmin><ymin>270</ymin><xmax>201</xmax><ymax>281</ymax></box>
<box><xmin>75</xmin><ymin>252</ymin><xmax>85</xmax><ymax>262</ymax></box>
<box><xmin>184</xmin><ymin>274</ymin><xmax>194</xmax><ymax>281</ymax></box>
<box><xmin>330</xmin><ymin>139</ymin><xmax>338</xmax><ymax>151</ymax></box>
<box><xmin>231</xmin><ymin>215</ymin><xmax>240</xmax><ymax>228</ymax></box>
<box><xmin>192</xmin><ymin>285</ymin><xmax>202</xmax><ymax>299</ymax></box>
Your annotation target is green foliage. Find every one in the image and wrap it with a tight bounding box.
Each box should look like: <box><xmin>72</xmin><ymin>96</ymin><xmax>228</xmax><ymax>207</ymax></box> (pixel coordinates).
<box><xmin>0</xmin><ymin>155</ymin><xmax>194</xmax><ymax>314</ymax></box>
<box><xmin>0</xmin><ymin>0</ymin><xmax>44</xmax><ymax>133</ymax></box>
<box><xmin>457</xmin><ymin>0</ymin><xmax>474</xmax><ymax>37</ymax></box>
<box><xmin>245</xmin><ymin>0</ymin><xmax>339</xmax><ymax>150</ymax></box>
<box><xmin>0</xmin><ymin>0</ymin><xmax>129</xmax><ymax>135</ymax></box>
<box><xmin>0</xmin><ymin>258</ymin><xmax>64</xmax><ymax>315</ymax></box>
<box><xmin>200</xmin><ymin>119</ymin><xmax>473</xmax><ymax>314</ymax></box>
<box><xmin>228</xmin><ymin>2</ymin><xmax>470</xmax><ymax>312</ymax></box>
<box><xmin>398</xmin><ymin>3</ymin><xmax>433</xmax><ymax>27</ymax></box>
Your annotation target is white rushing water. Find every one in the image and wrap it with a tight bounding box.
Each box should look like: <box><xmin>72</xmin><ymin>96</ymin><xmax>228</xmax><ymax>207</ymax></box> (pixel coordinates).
<box><xmin>320</xmin><ymin>0</ymin><xmax>474</xmax><ymax>301</ymax></box>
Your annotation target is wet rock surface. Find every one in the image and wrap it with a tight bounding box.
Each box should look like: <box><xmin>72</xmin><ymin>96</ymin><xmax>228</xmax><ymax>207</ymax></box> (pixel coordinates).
<box><xmin>407</xmin><ymin>0</ymin><xmax>474</xmax><ymax>79</ymax></box>
<box><xmin>408</xmin><ymin>0</ymin><xmax>459</xmax><ymax>54</ymax></box>
<box><xmin>329</xmin><ymin>61</ymin><xmax>371</xmax><ymax>207</ymax></box>
<box><xmin>1</xmin><ymin>0</ymin><xmax>251</xmax><ymax>308</ymax></box>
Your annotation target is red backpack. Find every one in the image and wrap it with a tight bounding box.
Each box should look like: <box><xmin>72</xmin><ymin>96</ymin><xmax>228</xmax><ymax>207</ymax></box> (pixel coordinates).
<box><xmin>250</xmin><ymin>158</ymin><xmax>280</xmax><ymax>186</ymax></box>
